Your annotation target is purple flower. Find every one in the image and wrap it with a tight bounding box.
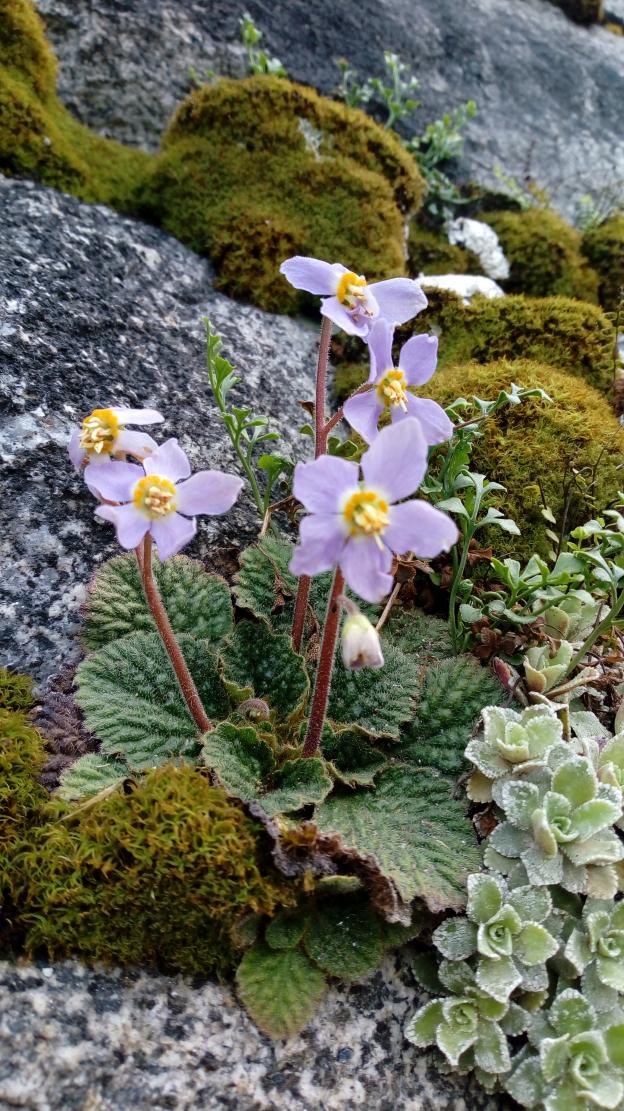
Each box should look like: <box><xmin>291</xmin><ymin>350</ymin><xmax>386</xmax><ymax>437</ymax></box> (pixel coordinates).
<box><xmin>279</xmin><ymin>255</ymin><xmax>427</xmax><ymax>338</ymax></box>
<box><xmin>289</xmin><ymin>418</ymin><xmax>458</xmax><ymax>603</ymax></box>
<box><xmin>69</xmin><ymin>406</ymin><xmax>164</xmax><ymax>470</ymax></box>
<box><xmin>343</xmin><ymin>319</ymin><xmax>453</xmax><ymax>445</ymax></box>
<box><xmin>84</xmin><ymin>438</ymin><xmax>243</xmax><ymax>560</ymax></box>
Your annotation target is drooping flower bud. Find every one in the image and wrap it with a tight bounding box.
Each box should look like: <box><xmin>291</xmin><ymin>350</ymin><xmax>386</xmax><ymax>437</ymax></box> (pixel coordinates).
<box><xmin>341</xmin><ymin>612</ymin><xmax>384</xmax><ymax>671</ymax></box>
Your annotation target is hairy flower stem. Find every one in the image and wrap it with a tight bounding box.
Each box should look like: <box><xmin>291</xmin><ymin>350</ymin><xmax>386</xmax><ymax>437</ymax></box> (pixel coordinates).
<box><xmin>136</xmin><ymin>535</ymin><xmax>213</xmax><ymax>733</ymax></box>
<box><xmin>302</xmin><ymin>568</ymin><xmax>345</xmax><ymax>757</ymax></box>
<box><xmin>292</xmin><ymin>316</ymin><xmax>333</xmax><ymax>652</ymax></box>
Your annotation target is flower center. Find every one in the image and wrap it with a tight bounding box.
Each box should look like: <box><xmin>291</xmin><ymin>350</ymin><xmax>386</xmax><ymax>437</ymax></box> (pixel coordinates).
<box><xmin>376</xmin><ymin>368</ymin><xmax>408</xmax><ymax>411</ymax></box>
<box><xmin>132</xmin><ymin>474</ymin><xmax>178</xmax><ymax>519</ymax></box>
<box><xmin>343</xmin><ymin>489</ymin><xmax>390</xmax><ymax>547</ymax></box>
<box><xmin>79</xmin><ymin>408</ymin><xmax>120</xmax><ymax>456</ymax></box>
<box><xmin>336</xmin><ymin>270</ymin><xmax>368</xmax><ymax>309</ymax></box>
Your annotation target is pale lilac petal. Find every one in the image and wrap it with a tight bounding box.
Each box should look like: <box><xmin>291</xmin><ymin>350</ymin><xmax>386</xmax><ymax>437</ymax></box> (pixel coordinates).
<box><xmin>110</xmin><ymin>408</ymin><xmax>164</xmax><ymax>426</ymax></box>
<box><xmin>394</xmin><ymin>395</ymin><xmax>454</xmax><ymax>446</ymax></box>
<box><xmin>150</xmin><ymin>513</ymin><xmax>197</xmax><ymax>560</ymax></box>
<box><xmin>360</xmin><ymin>418</ymin><xmax>427</xmax><ymax>503</ymax></box>
<box><xmin>384</xmin><ymin>500</ymin><xmax>459</xmax><ymax>558</ymax></box>
<box><xmin>366</xmin><ymin>317</ymin><xmax>394</xmax><ymax>382</ymax></box>
<box><xmin>84</xmin><ymin>460</ymin><xmax>143</xmax><ymax>502</ymax></box>
<box><xmin>398</xmin><ymin>333</ymin><xmax>438</xmax><ymax>385</ymax></box>
<box><xmin>368</xmin><ymin>277</ymin><xmax>428</xmax><ymax>325</ymax></box>
<box><xmin>115</xmin><ymin>429</ymin><xmax>160</xmax><ymax>459</ymax></box>
<box><xmin>343</xmin><ymin>390</ymin><xmax>383</xmax><ymax>443</ymax></box>
<box><xmin>95</xmin><ymin>503</ymin><xmax>150</xmax><ymax>549</ymax></box>
<box><xmin>321</xmin><ymin>296</ymin><xmax>371</xmax><ymax>337</ymax></box>
<box><xmin>142</xmin><ymin>438</ymin><xmax>191</xmax><ymax>483</ymax></box>
<box><xmin>175</xmin><ymin>471</ymin><xmax>243</xmax><ymax>516</ymax></box>
<box><xmin>279</xmin><ymin>256</ymin><xmax>344</xmax><ymax>295</ymax></box>
<box><xmin>289</xmin><ymin>514</ymin><xmax>347</xmax><ymax>576</ymax></box>
<box><xmin>339</xmin><ymin>537</ymin><xmax>394</xmax><ymax>603</ymax></box>
<box><xmin>293</xmin><ymin>455</ymin><xmax>359</xmax><ymax>514</ymax></box>
<box><xmin>68</xmin><ymin>428</ymin><xmax>85</xmax><ymax>471</ymax></box>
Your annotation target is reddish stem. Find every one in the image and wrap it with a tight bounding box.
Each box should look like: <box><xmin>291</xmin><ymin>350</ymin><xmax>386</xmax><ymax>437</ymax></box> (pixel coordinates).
<box><xmin>292</xmin><ymin>316</ymin><xmax>333</xmax><ymax>652</ymax></box>
<box><xmin>323</xmin><ymin>383</ymin><xmax>373</xmax><ymax>438</ymax></box>
<box><xmin>137</xmin><ymin>534</ymin><xmax>213</xmax><ymax>733</ymax></box>
<box><xmin>302</xmin><ymin>568</ymin><xmax>345</xmax><ymax>757</ymax></box>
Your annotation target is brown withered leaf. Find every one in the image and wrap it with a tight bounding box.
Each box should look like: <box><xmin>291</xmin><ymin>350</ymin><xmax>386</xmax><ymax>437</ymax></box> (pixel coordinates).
<box><xmin>33</xmin><ymin>666</ymin><xmax>100</xmax><ymax>792</ymax></box>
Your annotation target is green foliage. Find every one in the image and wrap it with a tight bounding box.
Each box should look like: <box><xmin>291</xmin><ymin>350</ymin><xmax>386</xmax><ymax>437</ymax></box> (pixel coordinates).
<box><xmin>408</xmin><ymin>224</ymin><xmax>482</xmax><ymax>277</ymax></box>
<box><xmin>315</xmin><ymin>766</ymin><xmax>481</xmax><ymax>913</ymax></box>
<box><xmin>466</xmin><ymin>705</ymin><xmax>565</xmax><ymax>802</ymax></box>
<box><xmin>0</xmin><ymin>707</ymin><xmax>48</xmax><ymax>861</ymax></box>
<box><xmin>427</xmin><ymin>359</ymin><xmax>624</xmax><ymax>560</ymax></box>
<box><xmin>82</xmin><ymin>551</ymin><xmax>232</xmax><ymax>651</ymax></box>
<box><xmin>382</xmin><ymin>607</ymin><xmax>454</xmax><ymax>660</ymax></box>
<box><xmin>303</xmin><ymin>894</ymin><xmax>385</xmax><ymax>981</ymax></box>
<box><xmin>0</xmin><ymin>667</ymin><xmax>33</xmax><ymax>711</ymax></box>
<box><xmin>0</xmin><ymin>0</ymin><xmax>150</xmax><ymax>210</ymax></box>
<box><xmin>234</xmin><ymin>534</ymin><xmax>332</xmax><ymax>633</ymax></box>
<box><xmin>201</xmin><ymin>723</ymin><xmax>332</xmax><ymax>817</ymax></box>
<box><xmin>220</xmin><ymin>620</ymin><xmax>308</xmax><ymax>717</ymax></box>
<box><xmin>326</xmin><ymin>641</ymin><xmax>420</xmax><ymax>737</ymax></box>
<box><xmin>564</xmin><ymin>898</ymin><xmax>624</xmax><ymax>995</ymax></box>
<box><xmin>140</xmin><ymin>76</ymin><xmax>424</xmax><ymax>314</ymax></box>
<box><xmin>239</xmin><ymin>12</ymin><xmax>287</xmax><ymax>77</ymax></box>
<box><xmin>236</xmin><ymin>941</ymin><xmax>327</xmax><ymax>1038</ymax></box>
<box><xmin>399</xmin><ymin>655</ymin><xmax>507</xmax><ymax>774</ymax></box>
<box><xmin>582</xmin><ymin>215</ymin><xmax>624</xmax><ymax>311</ymax></box>
<box><xmin>321</xmin><ymin>727</ymin><xmax>387</xmax><ymax>786</ymax></box>
<box><xmin>57</xmin><ymin>753</ymin><xmax>130</xmax><ymax>801</ymax></box>
<box><xmin>482</xmin><ymin>208</ymin><xmax>599</xmax><ymax>302</ymax></box>
<box><xmin>5</xmin><ymin>763</ymin><xmax>292</xmax><ymax>977</ymax></box>
<box><xmin>75</xmin><ymin>630</ymin><xmax>230</xmax><ymax>770</ymax></box>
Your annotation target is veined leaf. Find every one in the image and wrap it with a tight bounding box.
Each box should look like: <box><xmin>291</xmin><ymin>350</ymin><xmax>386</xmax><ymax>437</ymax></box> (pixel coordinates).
<box><xmin>220</xmin><ymin>620</ymin><xmax>308</xmax><ymax>717</ymax></box>
<box><xmin>236</xmin><ymin>941</ymin><xmax>327</xmax><ymax>1038</ymax></box>
<box><xmin>326</xmin><ymin>642</ymin><xmax>419</xmax><ymax>738</ymax></box>
<box><xmin>57</xmin><ymin>753</ymin><xmax>130</xmax><ymax>801</ymax></box>
<box><xmin>82</xmin><ymin>552</ymin><xmax>232</xmax><ymax>650</ymax></box>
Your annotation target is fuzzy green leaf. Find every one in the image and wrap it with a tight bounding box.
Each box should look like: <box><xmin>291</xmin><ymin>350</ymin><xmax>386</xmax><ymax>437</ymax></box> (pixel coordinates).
<box><xmin>265</xmin><ymin>911</ymin><xmax>306</xmax><ymax>951</ymax></box>
<box><xmin>382</xmin><ymin>607</ymin><xmax>453</xmax><ymax>660</ymax></box>
<box><xmin>303</xmin><ymin>895</ymin><xmax>385</xmax><ymax>981</ymax></box>
<box><xmin>220</xmin><ymin>620</ymin><xmax>308</xmax><ymax>717</ymax></box>
<box><xmin>433</xmin><ymin>917</ymin><xmax>478</xmax><ymax>960</ymax></box>
<box><xmin>75</xmin><ymin>631</ymin><xmax>230</xmax><ymax>770</ymax></box>
<box><xmin>398</xmin><ymin>655</ymin><xmax>505</xmax><ymax>774</ymax></box>
<box><xmin>202</xmin><ymin>723</ymin><xmax>275</xmax><ymax>799</ymax></box>
<box><xmin>236</xmin><ymin>941</ymin><xmax>327</xmax><ymax>1038</ymax></box>
<box><xmin>467</xmin><ymin>873</ymin><xmax>504</xmax><ymax>925</ymax></box>
<box><xmin>57</xmin><ymin>753</ymin><xmax>130</xmax><ymax>801</ymax></box>
<box><xmin>321</xmin><ymin>728</ymin><xmax>387</xmax><ymax>786</ymax></box>
<box><xmin>326</xmin><ymin>643</ymin><xmax>419</xmax><ymax>737</ymax></box>
<box><xmin>82</xmin><ymin>553</ymin><xmax>232</xmax><ymax>651</ymax></box>
<box><xmin>260</xmin><ymin>758</ymin><xmax>333</xmax><ymax>818</ymax></box>
<box><xmin>234</xmin><ymin>535</ymin><xmax>332</xmax><ymax>631</ymax></box>
<box><xmin>315</xmin><ymin>766</ymin><xmax>481</xmax><ymax>913</ymax></box>
<box><xmin>476</xmin><ymin>955</ymin><xmax>522</xmax><ymax>1002</ymax></box>
<box><xmin>474</xmin><ymin>1018</ymin><xmax>511</xmax><ymax>1074</ymax></box>
<box><xmin>405</xmin><ymin>1000</ymin><xmax>444</xmax><ymax>1048</ymax></box>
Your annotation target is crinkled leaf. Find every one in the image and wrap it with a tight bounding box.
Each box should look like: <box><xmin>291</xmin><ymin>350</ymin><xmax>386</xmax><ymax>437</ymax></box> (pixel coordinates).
<box><xmin>500</xmin><ymin>1003</ymin><xmax>532</xmax><ymax>1037</ymax></box>
<box><xmin>83</xmin><ymin>552</ymin><xmax>232</xmax><ymax>650</ymax></box>
<box><xmin>303</xmin><ymin>895</ymin><xmax>385</xmax><ymax>981</ymax></box>
<box><xmin>260</xmin><ymin>757</ymin><xmax>333</xmax><ymax>818</ymax></box>
<box><xmin>383</xmin><ymin>607</ymin><xmax>453</xmax><ymax>660</ymax></box>
<box><xmin>502</xmin><ymin>780</ymin><xmax>542</xmax><ymax>830</ymax></box>
<box><xmin>315</xmin><ymin>767</ymin><xmax>480</xmax><ymax>913</ymax></box>
<box><xmin>57</xmin><ymin>753</ymin><xmax>130</xmax><ymax>801</ymax></box>
<box><xmin>489</xmin><ymin>821</ymin><xmax>530</xmax><ymax>858</ymax></box>
<box><xmin>321</xmin><ymin>728</ymin><xmax>387</xmax><ymax>786</ymax></box>
<box><xmin>326</xmin><ymin>643</ymin><xmax>419</xmax><ymax>738</ymax></box>
<box><xmin>236</xmin><ymin>941</ymin><xmax>326</xmax><ymax>1038</ymax></box>
<box><xmin>201</xmin><ymin>722</ymin><xmax>275</xmax><ymax>799</ymax></box>
<box><xmin>75</xmin><ymin>631</ymin><xmax>229</xmax><ymax>770</ymax></box>
<box><xmin>399</xmin><ymin>656</ymin><xmax>505</xmax><ymax>774</ymax></box>
<box><xmin>550</xmin><ymin>989</ymin><xmax>595</xmax><ymax>1036</ymax></box>
<box><xmin>234</xmin><ymin>535</ymin><xmax>332</xmax><ymax>630</ymax></box>
<box><xmin>437</xmin><ymin>1016</ymin><xmax>478</xmax><ymax>1065</ymax></box>
<box><xmin>433</xmin><ymin>917</ymin><xmax>478</xmax><ymax>960</ymax></box>
<box><xmin>220</xmin><ymin>620</ymin><xmax>308</xmax><ymax>717</ymax></box>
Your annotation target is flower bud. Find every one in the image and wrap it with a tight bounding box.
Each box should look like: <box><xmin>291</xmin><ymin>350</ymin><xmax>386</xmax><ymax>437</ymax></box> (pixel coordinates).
<box><xmin>341</xmin><ymin>613</ymin><xmax>384</xmax><ymax>671</ymax></box>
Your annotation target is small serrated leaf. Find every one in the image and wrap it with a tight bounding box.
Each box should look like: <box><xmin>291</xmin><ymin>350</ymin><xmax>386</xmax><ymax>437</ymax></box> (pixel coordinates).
<box><xmin>382</xmin><ymin>608</ymin><xmax>454</xmax><ymax>660</ymax></box>
<box><xmin>220</xmin><ymin>621</ymin><xmax>309</xmax><ymax>718</ymax></box>
<box><xmin>321</xmin><ymin>728</ymin><xmax>387</xmax><ymax>786</ymax></box>
<box><xmin>326</xmin><ymin>643</ymin><xmax>419</xmax><ymax>738</ymax></box>
<box><xmin>236</xmin><ymin>941</ymin><xmax>327</xmax><ymax>1038</ymax></box>
<box><xmin>260</xmin><ymin>758</ymin><xmax>333</xmax><ymax>818</ymax></box>
<box><xmin>265</xmin><ymin>911</ymin><xmax>306</xmax><ymax>951</ymax></box>
<box><xmin>75</xmin><ymin>632</ymin><xmax>230</xmax><ymax>770</ymax></box>
<box><xmin>303</xmin><ymin>895</ymin><xmax>385</xmax><ymax>981</ymax></box>
<box><xmin>315</xmin><ymin>766</ymin><xmax>481</xmax><ymax>913</ymax></box>
<box><xmin>57</xmin><ymin>753</ymin><xmax>130</xmax><ymax>801</ymax></box>
<box><xmin>82</xmin><ymin>553</ymin><xmax>233</xmax><ymax>651</ymax></box>
<box><xmin>202</xmin><ymin>723</ymin><xmax>275</xmax><ymax>799</ymax></box>
<box><xmin>234</xmin><ymin>536</ymin><xmax>332</xmax><ymax>631</ymax></box>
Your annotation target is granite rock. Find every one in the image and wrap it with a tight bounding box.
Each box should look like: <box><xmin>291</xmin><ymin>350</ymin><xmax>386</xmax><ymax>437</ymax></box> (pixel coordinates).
<box><xmin>0</xmin><ymin>175</ymin><xmax>318</xmax><ymax>682</ymax></box>
<box><xmin>0</xmin><ymin>956</ymin><xmax>511</xmax><ymax>1110</ymax></box>
<box><xmin>36</xmin><ymin>0</ymin><xmax>624</xmax><ymax>219</ymax></box>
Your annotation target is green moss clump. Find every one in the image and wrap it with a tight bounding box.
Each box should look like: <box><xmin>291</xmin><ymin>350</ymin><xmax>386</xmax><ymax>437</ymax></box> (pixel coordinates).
<box><xmin>0</xmin><ymin>0</ymin><xmax>150</xmax><ymax>211</ymax></box>
<box><xmin>482</xmin><ymin>208</ymin><xmax>599</xmax><ymax>302</ymax></box>
<box><xmin>333</xmin><ymin>290</ymin><xmax>616</xmax><ymax>401</ymax></box>
<box><xmin>140</xmin><ymin>76</ymin><xmax>425</xmax><ymax>313</ymax></box>
<box><xmin>2</xmin><ymin>728</ymin><xmax>295</xmax><ymax>976</ymax></box>
<box><xmin>582</xmin><ymin>216</ymin><xmax>624</xmax><ymax>311</ymax></box>
<box><xmin>0</xmin><ymin>667</ymin><xmax>34</xmax><ymax>712</ymax></box>
<box><xmin>408</xmin><ymin>224</ymin><xmax>482</xmax><ymax>277</ymax></box>
<box><xmin>426</xmin><ymin>359</ymin><xmax>624</xmax><ymax>559</ymax></box>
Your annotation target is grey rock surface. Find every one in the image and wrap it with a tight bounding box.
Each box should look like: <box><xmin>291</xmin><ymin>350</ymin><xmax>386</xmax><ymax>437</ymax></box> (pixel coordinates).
<box><xmin>0</xmin><ymin>175</ymin><xmax>318</xmax><ymax>682</ymax></box>
<box><xmin>0</xmin><ymin>957</ymin><xmax>509</xmax><ymax>1111</ymax></box>
<box><xmin>36</xmin><ymin>0</ymin><xmax>624</xmax><ymax>219</ymax></box>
